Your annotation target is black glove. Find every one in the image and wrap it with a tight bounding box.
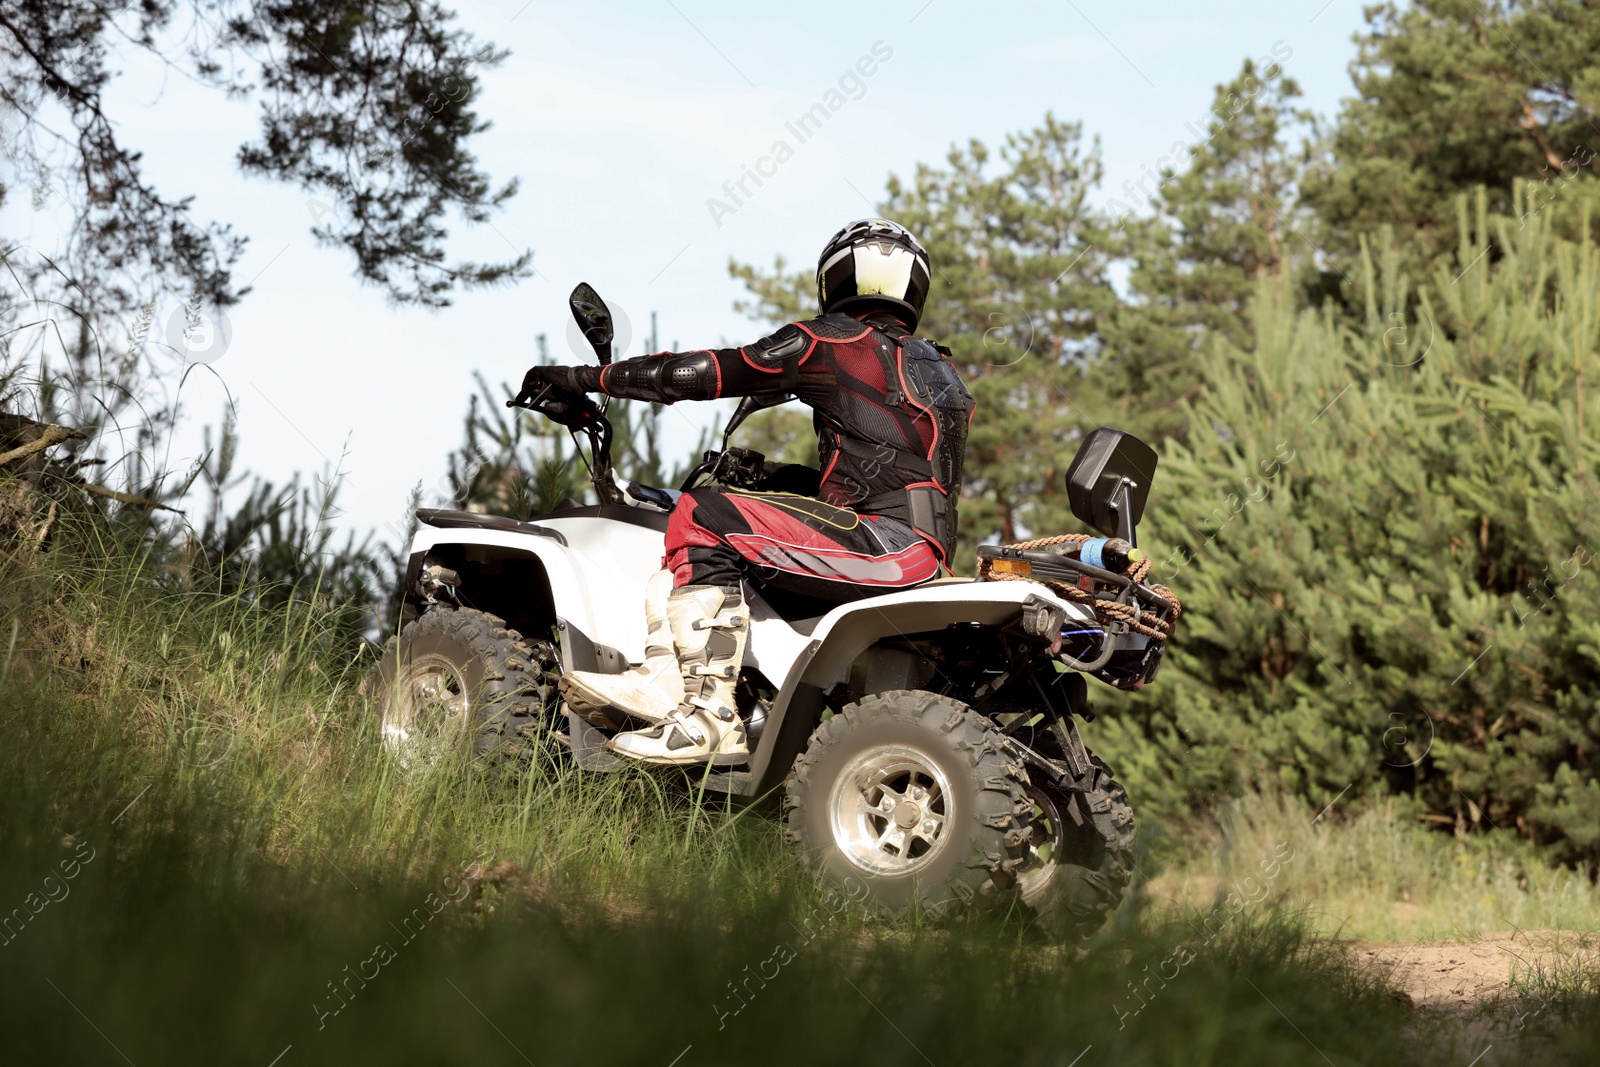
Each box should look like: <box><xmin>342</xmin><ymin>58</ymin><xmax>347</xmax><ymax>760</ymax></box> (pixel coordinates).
<box><xmin>512</xmin><ymin>364</ymin><xmax>603</xmax><ymax>425</ymax></box>
<box><xmin>520</xmin><ymin>364</ymin><xmax>601</xmax><ymax>397</ymax></box>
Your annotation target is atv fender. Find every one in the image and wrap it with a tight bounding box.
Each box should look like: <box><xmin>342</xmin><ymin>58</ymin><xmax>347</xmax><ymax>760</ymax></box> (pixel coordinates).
<box><xmin>744</xmin><ymin>580</ymin><xmax>1096</xmax><ymax>795</ymax></box>
<box><xmin>407</xmin><ymin>517</ymin><xmax>665</xmax><ymax>665</ymax></box>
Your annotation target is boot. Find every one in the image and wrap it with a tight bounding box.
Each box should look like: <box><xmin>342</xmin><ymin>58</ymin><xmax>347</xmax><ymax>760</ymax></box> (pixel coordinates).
<box><xmin>607</xmin><ymin>585</ymin><xmax>751</xmax><ymax>766</ymax></box>
<box><xmin>559</xmin><ymin>569</ymin><xmax>683</xmax><ymax>723</ymax></box>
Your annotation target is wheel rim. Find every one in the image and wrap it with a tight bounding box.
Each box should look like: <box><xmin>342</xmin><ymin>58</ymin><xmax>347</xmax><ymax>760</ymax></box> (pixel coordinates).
<box><xmin>827</xmin><ymin>744</ymin><xmax>954</xmax><ymax>876</ymax></box>
<box><xmin>1018</xmin><ymin>783</ymin><xmax>1065</xmax><ymax>902</ymax></box>
<box><xmin>382</xmin><ymin>653</ymin><xmax>471</xmax><ymax>762</ymax></box>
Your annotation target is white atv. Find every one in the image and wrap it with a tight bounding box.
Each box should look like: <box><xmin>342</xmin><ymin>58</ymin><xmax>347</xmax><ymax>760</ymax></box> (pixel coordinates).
<box><xmin>377</xmin><ymin>284</ymin><xmax>1179</xmax><ymax>935</ymax></box>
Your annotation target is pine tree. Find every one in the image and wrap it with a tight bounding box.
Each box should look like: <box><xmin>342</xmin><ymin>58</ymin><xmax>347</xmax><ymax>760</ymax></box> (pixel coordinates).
<box><xmin>1303</xmin><ymin>0</ymin><xmax>1600</xmax><ymax>268</ymax></box>
<box><xmin>1108</xmin><ymin>189</ymin><xmax>1600</xmax><ymax>865</ymax></box>
<box><xmin>1104</xmin><ymin>61</ymin><xmax>1315</xmax><ymax>443</ymax></box>
<box><xmin>0</xmin><ymin>0</ymin><xmax>529</xmax><ymax>324</ymax></box>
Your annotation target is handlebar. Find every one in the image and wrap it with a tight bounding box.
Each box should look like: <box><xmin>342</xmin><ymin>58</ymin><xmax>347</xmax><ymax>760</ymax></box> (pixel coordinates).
<box><xmin>506</xmin><ymin>381</ymin><xmax>602</xmax><ymax>428</ymax></box>
<box><xmin>506</xmin><ymin>382</ymin><xmax>623</xmax><ymax>505</ymax></box>
<box><xmin>678</xmin><ymin>446</ymin><xmax>768</xmax><ymax>493</ymax></box>
<box><xmin>508</xmin><ymin>381</ymin><xmax>805</xmax><ymax>507</ymax></box>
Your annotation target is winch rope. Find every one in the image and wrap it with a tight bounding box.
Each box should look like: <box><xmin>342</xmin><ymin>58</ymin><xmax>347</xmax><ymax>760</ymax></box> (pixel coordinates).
<box><xmin>976</xmin><ymin>533</ymin><xmax>1181</xmax><ymax>640</ymax></box>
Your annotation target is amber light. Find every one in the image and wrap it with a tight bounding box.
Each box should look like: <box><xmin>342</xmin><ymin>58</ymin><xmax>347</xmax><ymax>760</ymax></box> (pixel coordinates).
<box><xmin>990</xmin><ymin>558</ymin><xmax>1031</xmax><ymax>575</ymax></box>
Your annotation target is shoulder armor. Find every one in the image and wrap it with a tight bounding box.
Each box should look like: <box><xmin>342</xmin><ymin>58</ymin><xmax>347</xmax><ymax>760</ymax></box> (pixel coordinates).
<box><xmin>800</xmin><ymin>314</ymin><xmax>871</xmax><ymax>341</ymax></box>
<box><xmin>747</xmin><ymin>323</ymin><xmax>810</xmax><ymax>367</ymax></box>
<box><xmin>898</xmin><ymin>336</ymin><xmax>974</xmax><ymax>409</ymax></box>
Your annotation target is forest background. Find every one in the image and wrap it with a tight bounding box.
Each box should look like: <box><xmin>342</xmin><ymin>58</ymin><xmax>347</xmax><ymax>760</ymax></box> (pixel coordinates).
<box><xmin>4</xmin><ymin>0</ymin><xmax>1600</xmax><ymax>868</ymax></box>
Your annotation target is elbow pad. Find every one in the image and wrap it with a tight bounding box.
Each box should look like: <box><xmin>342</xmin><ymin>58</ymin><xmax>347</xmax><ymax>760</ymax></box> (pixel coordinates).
<box><xmin>602</xmin><ymin>351</ymin><xmax>720</xmax><ymax>403</ymax></box>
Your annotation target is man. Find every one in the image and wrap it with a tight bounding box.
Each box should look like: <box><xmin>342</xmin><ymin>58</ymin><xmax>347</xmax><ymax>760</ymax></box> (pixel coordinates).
<box><xmin>521</xmin><ymin>219</ymin><xmax>973</xmax><ymax>765</ymax></box>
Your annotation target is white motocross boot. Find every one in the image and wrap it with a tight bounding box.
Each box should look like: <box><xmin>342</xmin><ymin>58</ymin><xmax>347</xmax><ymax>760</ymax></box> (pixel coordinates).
<box><xmin>559</xmin><ymin>569</ymin><xmax>684</xmax><ymax>723</ymax></box>
<box><xmin>607</xmin><ymin>585</ymin><xmax>750</xmax><ymax>766</ymax></box>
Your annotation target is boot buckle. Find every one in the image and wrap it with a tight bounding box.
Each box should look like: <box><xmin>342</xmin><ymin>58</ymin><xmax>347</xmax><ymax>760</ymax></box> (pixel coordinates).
<box><xmin>669</xmin><ymin>712</ymin><xmax>707</xmax><ymax>745</ymax></box>
<box><xmin>688</xmin><ymin>664</ymin><xmax>736</xmax><ymax>679</ymax></box>
<box><xmin>689</xmin><ymin>695</ymin><xmax>737</xmax><ymax>722</ymax></box>
<box><xmin>691</xmin><ymin>614</ymin><xmax>746</xmax><ymax>631</ymax></box>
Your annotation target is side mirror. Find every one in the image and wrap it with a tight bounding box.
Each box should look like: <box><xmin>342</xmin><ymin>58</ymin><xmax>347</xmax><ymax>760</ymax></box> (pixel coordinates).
<box><xmin>568</xmin><ymin>282</ymin><xmax>615</xmax><ymax>365</ymax></box>
<box><xmin>1065</xmin><ymin>427</ymin><xmax>1158</xmax><ymax>543</ymax></box>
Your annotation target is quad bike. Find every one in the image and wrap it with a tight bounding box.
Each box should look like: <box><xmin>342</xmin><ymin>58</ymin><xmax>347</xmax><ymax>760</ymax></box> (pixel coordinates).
<box><xmin>376</xmin><ymin>284</ymin><xmax>1179</xmax><ymax>937</ymax></box>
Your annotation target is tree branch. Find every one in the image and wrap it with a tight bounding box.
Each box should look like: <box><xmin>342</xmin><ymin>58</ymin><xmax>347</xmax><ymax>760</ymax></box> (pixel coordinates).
<box><xmin>1519</xmin><ymin>99</ymin><xmax>1567</xmax><ymax>171</ymax></box>
<box><xmin>0</xmin><ymin>423</ymin><xmax>87</xmax><ymax>467</ymax></box>
<box><xmin>81</xmin><ymin>482</ymin><xmax>184</xmax><ymax>513</ymax></box>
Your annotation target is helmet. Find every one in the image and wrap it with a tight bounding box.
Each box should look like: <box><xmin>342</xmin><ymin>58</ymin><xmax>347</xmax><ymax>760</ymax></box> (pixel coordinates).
<box><xmin>815</xmin><ymin>219</ymin><xmax>931</xmax><ymax>330</ymax></box>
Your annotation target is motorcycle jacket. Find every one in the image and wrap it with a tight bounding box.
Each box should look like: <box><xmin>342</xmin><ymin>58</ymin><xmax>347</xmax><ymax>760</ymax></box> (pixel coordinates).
<box><xmin>570</xmin><ymin>311</ymin><xmax>975</xmax><ymax>562</ymax></box>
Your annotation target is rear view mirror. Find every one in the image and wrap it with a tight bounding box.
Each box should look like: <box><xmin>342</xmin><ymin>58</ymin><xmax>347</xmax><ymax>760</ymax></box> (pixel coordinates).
<box><xmin>1065</xmin><ymin>427</ymin><xmax>1158</xmax><ymax>542</ymax></box>
<box><xmin>568</xmin><ymin>282</ymin><xmax>615</xmax><ymax>365</ymax></box>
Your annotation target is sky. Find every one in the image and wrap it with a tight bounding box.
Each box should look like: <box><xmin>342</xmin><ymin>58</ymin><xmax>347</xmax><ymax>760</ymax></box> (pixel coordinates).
<box><xmin>2</xmin><ymin>0</ymin><xmax>1372</xmax><ymax>551</ymax></box>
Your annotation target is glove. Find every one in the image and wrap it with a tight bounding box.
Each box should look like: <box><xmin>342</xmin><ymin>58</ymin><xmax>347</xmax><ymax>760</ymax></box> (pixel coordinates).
<box><xmin>520</xmin><ymin>364</ymin><xmax>601</xmax><ymax>397</ymax></box>
<box><xmin>512</xmin><ymin>363</ymin><xmax>603</xmax><ymax>425</ymax></box>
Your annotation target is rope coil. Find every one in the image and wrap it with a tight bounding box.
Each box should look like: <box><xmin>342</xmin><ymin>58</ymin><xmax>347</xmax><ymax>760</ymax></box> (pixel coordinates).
<box><xmin>977</xmin><ymin>533</ymin><xmax>1181</xmax><ymax>640</ymax></box>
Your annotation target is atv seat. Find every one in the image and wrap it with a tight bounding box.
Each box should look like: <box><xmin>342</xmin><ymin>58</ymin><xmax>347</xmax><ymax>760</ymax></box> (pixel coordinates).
<box><xmin>749</xmin><ymin>574</ymin><xmax>973</xmax><ymax>635</ymax></box>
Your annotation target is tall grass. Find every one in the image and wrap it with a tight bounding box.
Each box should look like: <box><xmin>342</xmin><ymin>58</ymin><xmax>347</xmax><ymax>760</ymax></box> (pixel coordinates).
<box><xmin>1</xmin><ymin>517</ymin><xmax>1596</xmax><ymax>1064</ymax></box>
<box><xmin>1148</xmin><ymin>792</ymin><xmax>1600</xmax><ymax>942</ymax></box>
<box><xmin>0</xmin><ymin>517</ymin><xmax>794</xmax><ymax>906</ymax></box>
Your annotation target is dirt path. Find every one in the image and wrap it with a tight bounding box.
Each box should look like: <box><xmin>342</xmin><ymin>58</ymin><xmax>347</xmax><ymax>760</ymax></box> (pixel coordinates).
<box><xmin>1340</xmin><ymin>932</ymin><xmax>1597</xmax><ymax>1062</ymax></box>
<box><xmin>1350</xmin><ymin>930</ymin><xmax>1596</xmax><ymax>1013</ymax></box>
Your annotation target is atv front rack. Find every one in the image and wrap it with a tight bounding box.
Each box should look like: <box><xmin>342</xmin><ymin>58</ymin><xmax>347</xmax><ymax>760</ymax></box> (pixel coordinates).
<box><xmin>977</xmin><ymin>544</ymin><xmax>1178</xmax><ymax>629</ymax></box>
<box><xmin>977</xmin><ymin>541</ymin><xmax>1181</xmax><ymax>689</ymax></box>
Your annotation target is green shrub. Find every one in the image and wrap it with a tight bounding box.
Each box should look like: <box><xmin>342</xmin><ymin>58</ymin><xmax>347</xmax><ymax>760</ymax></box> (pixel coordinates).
<box><xmin>1103</xmin><ymin>190</ymin><xmax>1600</xmax><ymax>867</ymax></box>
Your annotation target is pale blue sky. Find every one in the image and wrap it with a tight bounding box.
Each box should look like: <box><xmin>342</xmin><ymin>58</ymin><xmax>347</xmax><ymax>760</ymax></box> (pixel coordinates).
<box><xmin>3</xmin><ymin>0</ymin><xmax>1371</xmax><ymax>548</ymax></box>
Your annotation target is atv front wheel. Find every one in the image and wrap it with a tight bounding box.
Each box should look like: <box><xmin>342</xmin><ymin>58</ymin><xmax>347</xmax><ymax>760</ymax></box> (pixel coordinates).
<box><xmin>783</xmin><ymin>690</ymin><xmax>1032</xmax><ymax>916</ymax></box>
<box><xmin>1017</xmin><ymin>752</ymin><xmax>1135</xmax><ymax>940</ymax></box>
<box><xmin>376</xmin><ymin>607</ymin><xmax>557</xmax><ymax>768</ymax></box>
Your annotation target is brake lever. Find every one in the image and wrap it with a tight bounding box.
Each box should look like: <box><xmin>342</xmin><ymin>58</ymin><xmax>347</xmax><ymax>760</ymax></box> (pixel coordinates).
<box><xmin>506</xmin><ymin>382</ymin><xmax>554</xmax><ymax>410</ymax></box>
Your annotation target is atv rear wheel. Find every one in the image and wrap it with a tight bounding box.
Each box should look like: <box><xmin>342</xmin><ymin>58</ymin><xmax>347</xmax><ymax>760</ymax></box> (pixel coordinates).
<box><xmin>783</xmin><ymin>690</ymin><xmax>1032</xmax><ymax>916</ymax></box>
<box><xmin>1017</xmin><ymin>751</ymin><xmax>1135</xmax><ymax>940</ymax></box>
<box><xmin>376</xmin><ymin>606</ymin><xmax>557</xmax><ymax>768</ymax></box>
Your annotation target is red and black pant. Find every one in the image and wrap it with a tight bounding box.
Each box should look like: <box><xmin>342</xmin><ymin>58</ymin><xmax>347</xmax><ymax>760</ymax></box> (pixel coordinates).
<box><xmin>664</xmin><ymin>488</ymin><xmax>940</xmax><ymax>600</ymax></box>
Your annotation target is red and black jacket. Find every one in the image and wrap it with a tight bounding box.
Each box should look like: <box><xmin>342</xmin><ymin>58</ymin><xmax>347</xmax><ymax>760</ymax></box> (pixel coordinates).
<box><xmin>573</xmin><ymin>311</ymin><xmax>975</xmax><ymax>561</ymax></box>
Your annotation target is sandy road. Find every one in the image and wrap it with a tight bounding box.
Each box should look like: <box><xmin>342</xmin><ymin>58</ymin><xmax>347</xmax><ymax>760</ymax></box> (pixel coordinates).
<box><xmin>1345</xmin><ymin>929</ymin><xmax>1597</xmax><ymax>1061</ymax></box>
<box><xmin>1350</xmin><ymin>930</ymin><xmax>1596</xmax><ymax>1012</ymax></box>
